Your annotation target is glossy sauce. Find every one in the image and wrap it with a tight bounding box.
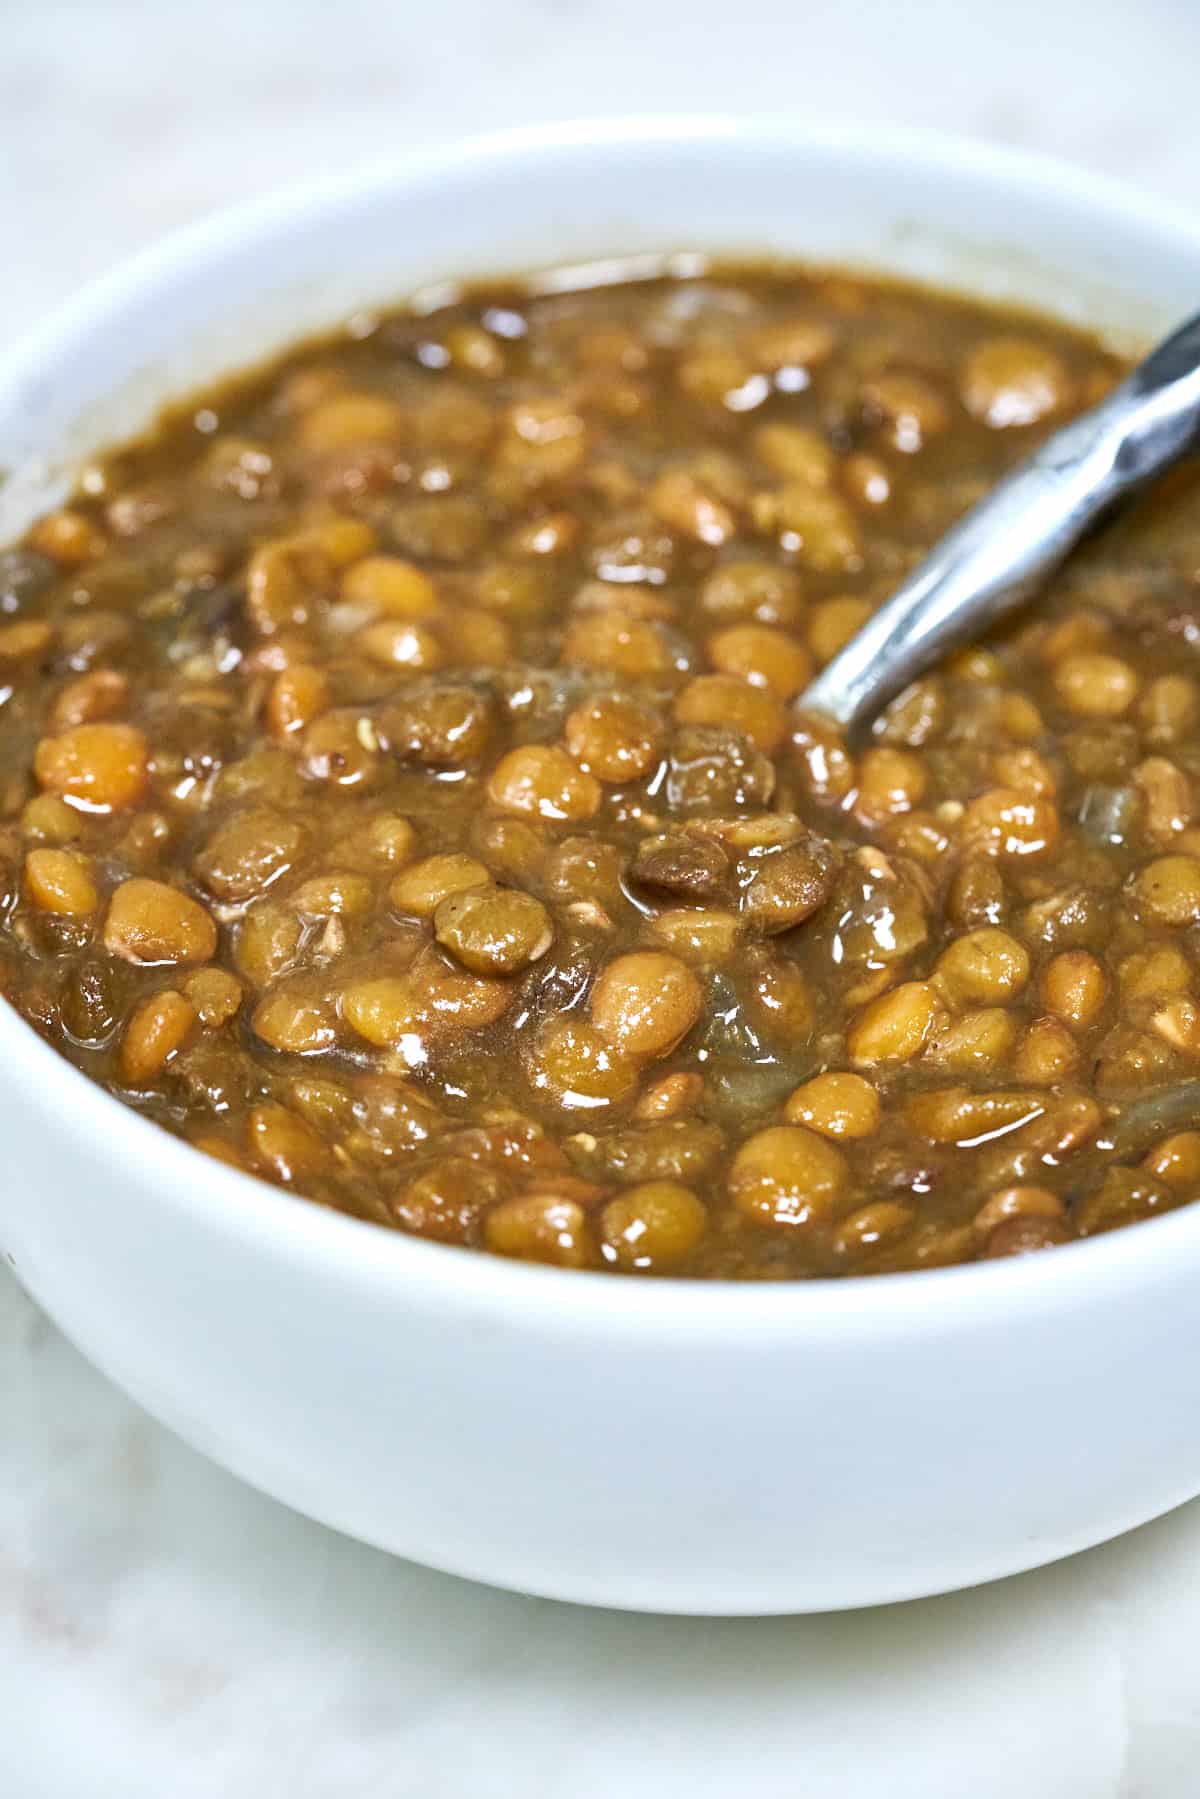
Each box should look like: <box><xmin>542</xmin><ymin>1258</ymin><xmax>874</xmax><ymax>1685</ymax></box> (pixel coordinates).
<box><xmin>3</xmin><ymin>261</ymin><xmax>1199</xmax><ymax>1277</ymax></box>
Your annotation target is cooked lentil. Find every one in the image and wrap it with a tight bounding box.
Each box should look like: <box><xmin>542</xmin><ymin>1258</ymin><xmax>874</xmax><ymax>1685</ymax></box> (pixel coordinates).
<box><xmin>5</xmin><ymin>258</ymin><xmax>1200</xmax><ymax>1276</ymax></box>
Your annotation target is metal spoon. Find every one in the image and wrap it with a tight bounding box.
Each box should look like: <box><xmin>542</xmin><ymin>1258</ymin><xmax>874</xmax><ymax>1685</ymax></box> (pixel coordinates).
<box><xmin>799</xmin><ymin>308</ymin><xmax>1200</xmax><ymax>740</ymax></box>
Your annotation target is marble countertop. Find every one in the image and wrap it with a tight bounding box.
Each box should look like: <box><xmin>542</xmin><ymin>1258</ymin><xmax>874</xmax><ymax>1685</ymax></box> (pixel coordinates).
<box><xmin>5</xmin><ymin>3</ymin><xmax>1200</xmax><ymax>1792</ymax></box>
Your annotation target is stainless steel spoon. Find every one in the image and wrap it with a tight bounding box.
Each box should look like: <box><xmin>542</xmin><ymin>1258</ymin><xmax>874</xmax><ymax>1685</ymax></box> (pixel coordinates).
<box><xmin>799</xmin><ymin>308</ymin><xmax>1200</xmax><ymax>739</ymax></box>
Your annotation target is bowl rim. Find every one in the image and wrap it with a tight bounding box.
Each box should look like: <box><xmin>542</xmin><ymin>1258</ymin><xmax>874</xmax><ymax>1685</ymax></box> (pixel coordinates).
<box><xmin>7</xmin><ymin>111</ymin><xmax>1200</xmax><ymax>1339</ymax></box>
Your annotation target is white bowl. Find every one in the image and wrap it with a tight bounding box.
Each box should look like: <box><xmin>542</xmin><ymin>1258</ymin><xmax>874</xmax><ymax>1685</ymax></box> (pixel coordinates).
<box><xmin>4</xmin><ymin>118</ymin><xmax>1200</xmax><ymax>1616</ymax></box>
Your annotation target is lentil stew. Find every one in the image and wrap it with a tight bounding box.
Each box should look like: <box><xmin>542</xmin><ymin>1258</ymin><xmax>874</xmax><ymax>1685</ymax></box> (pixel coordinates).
<box><xmin>4</xmin><ymin>259</ymin><xmax>1200</xmax><ymax>1278</ymax></box>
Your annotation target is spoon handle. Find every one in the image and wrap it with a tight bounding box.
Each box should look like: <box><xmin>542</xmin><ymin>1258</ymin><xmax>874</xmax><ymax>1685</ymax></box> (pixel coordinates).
<box><xmin>800</xmin><ymin>308</ymin><xmax>1200</xmax><ymax>738</ymax></box>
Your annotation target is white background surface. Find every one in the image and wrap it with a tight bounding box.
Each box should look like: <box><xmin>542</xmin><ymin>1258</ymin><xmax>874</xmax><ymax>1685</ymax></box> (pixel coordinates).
<box><xmin>5</xmin><ymin>2</ymin><xmax>1200</xmax><ymax>1793</ymax></box>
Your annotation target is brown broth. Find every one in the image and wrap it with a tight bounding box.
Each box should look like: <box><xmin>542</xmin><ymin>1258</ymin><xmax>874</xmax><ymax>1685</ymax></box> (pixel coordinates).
<box><xmin>3</xmin><ymin>260</ymin><xmax>1200</xmax><ymax>1277</ymax></box>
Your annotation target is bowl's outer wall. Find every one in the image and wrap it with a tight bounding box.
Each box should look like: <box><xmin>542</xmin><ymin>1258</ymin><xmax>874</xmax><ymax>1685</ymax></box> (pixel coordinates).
<box><xmin>9</xmin><ymin>1083</ymin><xmax>1200</xmax><ymax>1614</ymax></box>
<box><xmin>4</xmin><ymin>123</ymin><xmax>1200</xmax><ymax>1612</ymax></box>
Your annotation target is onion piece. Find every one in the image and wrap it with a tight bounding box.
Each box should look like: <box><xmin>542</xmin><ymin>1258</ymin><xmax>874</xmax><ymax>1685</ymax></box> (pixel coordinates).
<box><xmin>1109</xmin><ymin>1081</ymin><xmax>1200</xmax><ymax>1157</ymax></box>
<box><xmin>1077</xmin><ymin>783</ymin><xmax>1141</xmax><ymax>849</ymax></box>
